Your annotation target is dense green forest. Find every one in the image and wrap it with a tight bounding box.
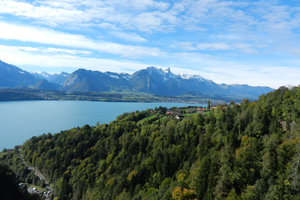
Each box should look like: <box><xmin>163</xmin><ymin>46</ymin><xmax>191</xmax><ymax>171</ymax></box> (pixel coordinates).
<box><xmin>0</xmin><ymin>162</ymin><xmax>41</xmax><ymax>200</ymax></box>
<box><xmin>2</xmin><ymin>86</ymin><xmax>300</xmax><ymax>199</ymax></box>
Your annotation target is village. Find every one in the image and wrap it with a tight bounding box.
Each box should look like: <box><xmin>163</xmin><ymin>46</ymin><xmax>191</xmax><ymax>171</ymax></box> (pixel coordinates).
<box><xmin>141</xmin><ymin>101</ymin><xmax>238</xmax><ymax>125</ymax></box>
<box><xmin>12</xmin><ymin>146</ymin><xmax>54</xmax><ymax>200</ymax></box>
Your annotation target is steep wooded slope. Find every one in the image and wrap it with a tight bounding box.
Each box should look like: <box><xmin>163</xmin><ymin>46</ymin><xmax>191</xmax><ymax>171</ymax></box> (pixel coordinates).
<box><xmin>2</xmin><ymin>86</ymin><xmax>297</xmax><ymax>199</ymax></box>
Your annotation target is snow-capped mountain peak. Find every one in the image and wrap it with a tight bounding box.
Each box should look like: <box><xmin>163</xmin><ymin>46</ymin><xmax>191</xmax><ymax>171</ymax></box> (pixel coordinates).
<box><xmin>146</xmin><ymin>66</ymin><xmax>165</xmax><ymax>76</ymax></box>
<box><xmin>30</xmin><ymin>71</ymin><xmax>70</xmax><ymax>85</ymax></box>
<box><xmin>105</xmin><ymin>72</ymin><xmax>132</xmax><ymax>80</ymax></box>
<box><xmin>179</xmin><ymin>73</ymin><xmax>190</xmax><ymax>79</ymax></box>
<box><xmin>164</xmin><ymin>67</ymin><xmax>171</xmax><ymax>74</ymax></box>
<box><xmin>123</xmin><ymin>74</ymin><xmax>131</xmax><ymax>80</ymax></box>
<box><xmin>41</xmin><ymin>71</ymin><xmax>51</xmax><ymax>78</ymax></box>
<box><xmin>146</xmin><ymin>66</ymin><xmax>179</xmax><ymax>82</ymax></box>
<box><xmin>105</xmin><ymin>72</ymin><xmax>120</xmax><ymax>79</ymax></box>
<box><xmin>179</xmin><ymin>73</ymin><xmax>206</xmax><ymax>82</ymax></box>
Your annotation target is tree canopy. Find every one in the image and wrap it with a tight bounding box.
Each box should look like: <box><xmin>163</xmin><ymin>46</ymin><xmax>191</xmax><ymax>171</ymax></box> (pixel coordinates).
<box><xmin>2</xmin><ymin>86</ymin><xmax>300</xmax><ymax>199</ymax></box>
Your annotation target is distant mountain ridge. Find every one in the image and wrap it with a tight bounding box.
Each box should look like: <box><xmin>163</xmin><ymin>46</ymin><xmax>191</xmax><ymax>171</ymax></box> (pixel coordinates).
<box><xmin>62</xmin><ymin>66</ymin><xmax>274</xmax><ymax>99</ymax></box>
<box><xmin>34</xmin><ymin>79</ymin><xmax>60</xmax><ymax>90</ymax></box>
<box><xmin>30</xmin><ymin>71</ymin><xmax>69</xmax><ymax>85</ymax></box>
<box><xmin>0</xmin><ymin>60</ymin><xmax>69</xmax><ymax>91</ymax></box>
<box><xmin>0</xmin><ymin>59</ymin><xmax>274</xmax><ymax>99</ymax></box>
<box><xmin>0</xmin><ymin>60</ymin><xmax>39</xmax><ymax>88</ymax></box>
<box><xmin>62</xmin><ymin>69</ymin><xmax>131</xmax><ymax>92</ymax></box>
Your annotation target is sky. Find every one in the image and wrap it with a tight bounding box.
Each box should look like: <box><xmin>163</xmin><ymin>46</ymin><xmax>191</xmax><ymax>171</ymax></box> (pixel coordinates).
<box><xmin>1</xmin><ymin>0</ymin><xmax>300</xmax><ymax>88</ymax></box>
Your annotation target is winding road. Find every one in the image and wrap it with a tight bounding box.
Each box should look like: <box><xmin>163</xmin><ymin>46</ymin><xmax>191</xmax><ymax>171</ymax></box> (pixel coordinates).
<box><xmin>17</xmin><ymin>149</ymin><xmax>54</xmax><ymax>194</ymax></box>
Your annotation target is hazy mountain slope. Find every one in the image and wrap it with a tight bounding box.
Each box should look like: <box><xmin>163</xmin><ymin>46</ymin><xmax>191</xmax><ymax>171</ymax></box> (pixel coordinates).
<box><xmin>219</xmin><ymin>83</ymin><xmax>274</xmax><ymax>97</ymax></box>
<box><xmin>61</xmin><ymin>66</ymin><xmax>274</xmax><ymax>99</ymax></box>
<box><xmin>130</xmin><ymin>67</ymin><xmax>188</xmax><ymax>95</ymax></box>
<box><xmin>50</xmin><ymin>72</ymin><xmax>70</xmax><ymax>85</ymax></box>
<box><xmin>0</xmin><ymin>60</ymin><xmax>39</xmax><ymax>88</ymax></box>
<box><xmin>62</xmin><ymin>69</ymin><xmax>131</xmax><ymax>92</ymax></box>
<box><xmin>0</xmin><ymin>60</ymin><xmax>66</xmax><ymax>90</ymax></box>
<box><xmin>31</xmin><ymin>71</ymin><xmax>70</xmax><ymax>85</ymax></box>
<box><xmin>34</xmin><ymin>79</ymin><xmax>60</xmax><ymax>90</ymax></box>
<box><xmin>0</xmin><ymin>59</ymin><xmax>274</xmax><ymax>99</ymax></box>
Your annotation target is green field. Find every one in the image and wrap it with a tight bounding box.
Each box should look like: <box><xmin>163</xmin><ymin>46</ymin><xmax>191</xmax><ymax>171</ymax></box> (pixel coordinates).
<box><xmin>137</xmin><ymin>115</ymin><xmax>156</xmax><ymax>125</ymax></box>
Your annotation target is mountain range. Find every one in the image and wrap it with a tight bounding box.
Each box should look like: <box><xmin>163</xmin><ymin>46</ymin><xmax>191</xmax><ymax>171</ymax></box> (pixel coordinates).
<box><xmin>30</xmin><ymin>71</ymin><xmax>69</xmax><ymax>85</ymax></box>
<box><xmin>0</xmin><ymin>59</ymin><xmax>274</xmax><ymax>99</ymax></box>
<box><xmin>0</xmin><ymin>60</ymin><xmax>39</xmax><ymax>88</ymax></box>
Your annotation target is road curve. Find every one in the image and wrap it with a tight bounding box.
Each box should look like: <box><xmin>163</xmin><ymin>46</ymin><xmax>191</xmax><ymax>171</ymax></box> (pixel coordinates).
<box><xmin>17</xmin><ymin>149</ymin><xmax>54</xmax><ymax>193</ymax></box>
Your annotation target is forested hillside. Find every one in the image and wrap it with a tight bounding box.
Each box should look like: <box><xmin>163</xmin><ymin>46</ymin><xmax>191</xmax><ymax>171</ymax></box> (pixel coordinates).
<box><xmin>2</xmin><ymin>86</ymin><xmax>300</xmax><ymax>199</ymax></box>
<box><xmin>0</xmin><ymin>163</ymin><xmax>41</xmax><ymax>200</ymax></box>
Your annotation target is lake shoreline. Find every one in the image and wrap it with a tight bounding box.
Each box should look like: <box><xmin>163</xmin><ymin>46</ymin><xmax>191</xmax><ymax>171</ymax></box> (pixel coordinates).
<box><xmin>0</xmin><ymin>101</ymin><xmax>206</xmax><ymax>150</ymax></box>
<box><xmin>0</xmin><ymin>88</ymin><xmax>231</xmax><ymax>104</ymax></box>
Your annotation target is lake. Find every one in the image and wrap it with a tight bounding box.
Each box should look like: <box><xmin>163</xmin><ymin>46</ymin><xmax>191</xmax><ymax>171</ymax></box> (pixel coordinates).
<box><xmin>0</xmin><ymin>100</ymin><xmax>204</xmax><ymax>150</ymax></box>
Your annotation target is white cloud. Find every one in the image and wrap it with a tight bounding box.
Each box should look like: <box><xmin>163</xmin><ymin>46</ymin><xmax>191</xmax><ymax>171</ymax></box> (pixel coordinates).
<box><xmin>0</xmin><ymin>0</ymin><xmax>177</xmax><ymax>33</ymax></box>
<box><xmin>171</xmin><ymin>2</ymin><xmax>186</xmax><ymax>13</ymax></box>
<box><xmin>197</xmin><ymin>42</ymin><xmax>232</xmax><ymax>51</ymax></box>
<box><xmin>110</xmin><ymin>31</ymin><xmax>147</xmax><ymax>42</ymax></box>
<box><xmin>178</xmin><ymin>65</ymin><xmax>294</xmax><ymax>89</ymax></box>
<box><xmin>170</xmin><ymin>63</ymin><xmax>292</xmax><ymax>89</ymax></box>
<box><xmin>97</xmin><ymin>23</ymin><xmax>119</xmax><ymax>30</ymax></box>
<box><xmin>0</xmin><ymin>0</ymin><xmax>93</xmax><ymax>26</ymax></box>
<box><xmin>1</xmin><ymin>0</ymin><xmax>300</xmax><ymax>89</ymax></box>
<box><xmin>0</xmin><ymin>45</ymin><xmax>154</xmax><ymax>73</ymax></box>
<box><xmin>130</xmin><ymin>11</ymin><xmax>177</xmax><ymax>33</ymax></box>
<box><xmin>172</xmin><ymin>42</ymin><xmax>197</xmax><ymax>51</ymax></box>
<box><xmin>0</xmin><ymin>0</ymin><xmax>299</xmax><ymax>37</ymax></box>
<box><xmin>0</xmin><ymin>45</ymin><xmax>92</xmax><ymax>55</ymax></box>
<box><xmin>106</xmin><ymin>0</ymin><xmax>170</xmax><ymax>11</ymax></box>
<box><xmin>167</xmin><ymin>52</ymin><xmax>300</xmax><ymax>89</ymax></box>
<box><xmin>0</xmin><ymin>21</ymin><xmax>165</xmax><ymax>58</ymax></box>
<box><xmin>1</xmin><ymin>43</ymin><xmax>299</xmax><ymax>89</ymax></box>
<box><xmin>44</xmin><ymin>48</ymin><xmax>92</xmax><ymax>55</ymax></box>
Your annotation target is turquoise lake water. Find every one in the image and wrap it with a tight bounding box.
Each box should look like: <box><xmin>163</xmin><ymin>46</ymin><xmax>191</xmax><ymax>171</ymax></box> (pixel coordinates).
<box><xmin>0</xmin><ymin>100</ymin><xmax>204</xmax><ymax>150</ymax></box>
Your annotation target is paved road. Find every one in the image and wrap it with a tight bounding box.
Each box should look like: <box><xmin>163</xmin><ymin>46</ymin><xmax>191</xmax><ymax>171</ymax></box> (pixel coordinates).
<box><xmin>17</xmin><ymin>149</ymin><xmax>54</xmax><ymax>194</ymax></box>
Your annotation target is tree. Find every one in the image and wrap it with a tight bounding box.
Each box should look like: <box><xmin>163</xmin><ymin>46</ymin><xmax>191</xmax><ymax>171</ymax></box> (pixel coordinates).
<box><xmin>0</xmin><ymin>163</ymin><xmax>31</xmax><ymax>200</ymax></box>
<box><xmin>207</xmin><ymin>100</ymin><xmax>211</xmax><ymax>111</ymax></box>
<box><xmin>196</xmin><ymin>156</ymin><xmax>210</xmax><ymax>199</ymax></box>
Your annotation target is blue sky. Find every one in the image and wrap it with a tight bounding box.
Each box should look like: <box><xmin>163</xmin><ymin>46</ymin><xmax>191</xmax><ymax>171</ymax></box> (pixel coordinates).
<box><xmin>0</xmin><ymin>0</ymin><xmax>300</xmax><ymax>88</ymax></box>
